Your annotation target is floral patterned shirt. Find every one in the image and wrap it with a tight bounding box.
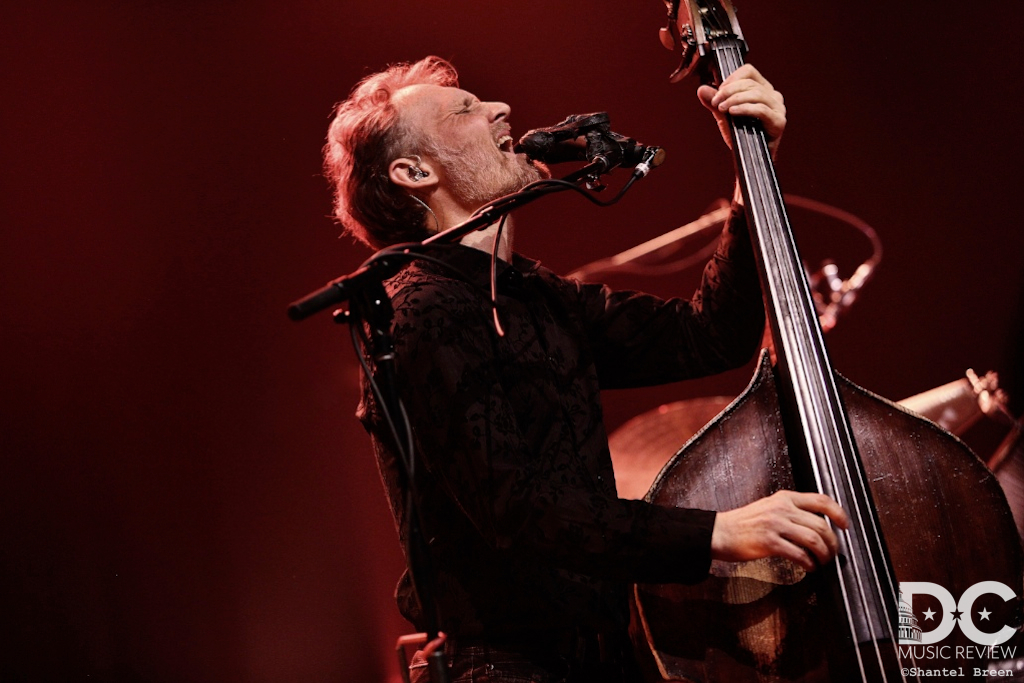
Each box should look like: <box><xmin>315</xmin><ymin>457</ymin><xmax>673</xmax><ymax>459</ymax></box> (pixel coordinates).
<box><xmin>357</xmin><ymin>205</ymin><xmax>765</xmax><ymax>639</ymax></box>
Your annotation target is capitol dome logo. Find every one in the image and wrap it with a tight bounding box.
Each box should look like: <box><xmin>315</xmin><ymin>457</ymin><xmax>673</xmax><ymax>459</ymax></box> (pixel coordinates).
<box><xmin>898</xmin><ymin>591</ymin><xmax>922</xmax><ymax>643</ymax></box>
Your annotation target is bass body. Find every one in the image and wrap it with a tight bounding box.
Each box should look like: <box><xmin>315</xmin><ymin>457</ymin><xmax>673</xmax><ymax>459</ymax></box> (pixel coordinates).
<box><xmin>635</xmin><ymin>1</ymin><xmax>1024</xmax><ymax>680</ymax></box>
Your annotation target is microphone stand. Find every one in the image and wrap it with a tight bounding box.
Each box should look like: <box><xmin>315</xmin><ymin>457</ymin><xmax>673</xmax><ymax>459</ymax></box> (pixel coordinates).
<box><xmin>288</xmin><ymin>157</ymin><xmax>637</xmax><ymax>683</ymax></box>
<box><xmin>342</xmin><ymin>281</ymin><xmax>451</xmax><ymax>683</ymax></box>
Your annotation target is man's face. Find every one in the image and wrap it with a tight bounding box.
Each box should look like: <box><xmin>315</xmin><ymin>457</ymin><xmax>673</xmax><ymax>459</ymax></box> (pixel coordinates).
<box><xmin>394</xmin><ymin>84</ymin><xmax>546</xmax><ymax>209</ymax></box>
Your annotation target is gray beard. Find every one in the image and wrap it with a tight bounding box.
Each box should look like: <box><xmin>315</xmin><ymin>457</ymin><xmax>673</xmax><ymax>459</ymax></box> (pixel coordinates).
<box><xmin>433</xmin><ymin>147</ymin><xmax>545</xmax><ymax>209</ymax></box>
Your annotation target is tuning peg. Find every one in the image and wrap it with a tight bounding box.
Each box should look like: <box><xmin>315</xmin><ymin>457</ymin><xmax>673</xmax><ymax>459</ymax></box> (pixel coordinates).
<box><xmin>660</xmin><ymin>21</ymin><xmax>698</xmax><ymax>83</ymax></box>
<box><xmin>659</xmin><ymin>26</ymin><xmax>676</xmax><ymax>50</ymax></box>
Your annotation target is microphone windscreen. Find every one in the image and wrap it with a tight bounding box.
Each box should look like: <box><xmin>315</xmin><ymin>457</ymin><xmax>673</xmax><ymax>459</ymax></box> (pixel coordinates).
<box><xmin>514</xmin><ymin>134</ymin><xmax>588</xmax><ymax>164</ymax></box>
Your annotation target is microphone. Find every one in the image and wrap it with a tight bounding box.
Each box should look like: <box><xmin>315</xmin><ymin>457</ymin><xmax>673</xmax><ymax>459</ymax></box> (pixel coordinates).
<box><xmin>513</xmin><ymin>112</ymin><xmax>608</xmax><ymax>161</ymax></box>
<box><xmin>516</xmin><ymin>135</ymin><xmax>590</xmax><ymax>164</ymax></box>
<box><xmin>514</xmin><ymin>112</ymin><xmax>665</xmax><ymax>172</ymax></box>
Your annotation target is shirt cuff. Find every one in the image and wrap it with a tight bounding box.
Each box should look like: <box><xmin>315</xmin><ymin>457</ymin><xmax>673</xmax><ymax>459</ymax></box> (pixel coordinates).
<box><xmin>633</xmin><ymin>504</ymin><xmax>717</xmax><ymax>584</ymax></box>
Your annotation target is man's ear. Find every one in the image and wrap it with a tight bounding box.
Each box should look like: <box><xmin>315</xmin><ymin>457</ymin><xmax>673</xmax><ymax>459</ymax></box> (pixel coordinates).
<box><xmin>388</xmin><ymin>156</ymin><xmax>438</xmax><ymax>191</ymax></box>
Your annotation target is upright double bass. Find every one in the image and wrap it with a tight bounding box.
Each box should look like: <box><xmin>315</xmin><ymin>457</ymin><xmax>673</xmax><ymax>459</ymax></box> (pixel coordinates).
<box><xmin>632</xmin><ymin>2</ymin><xmax>1023</xmax><ymax>681</ymax></box>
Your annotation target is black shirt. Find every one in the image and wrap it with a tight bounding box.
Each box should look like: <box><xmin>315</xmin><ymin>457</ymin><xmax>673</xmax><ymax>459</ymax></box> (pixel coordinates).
<box><xmin>357</xmin><ymin>205</ymin><xmax>765</xmax><ymax>639</ymax></box>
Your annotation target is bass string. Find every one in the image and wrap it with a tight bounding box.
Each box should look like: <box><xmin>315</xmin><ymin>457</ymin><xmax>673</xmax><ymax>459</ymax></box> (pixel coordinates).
<box><xmin>714</xmin><ymin>38</ymin><xmax>908</xmax><ymax>681</ymax></box>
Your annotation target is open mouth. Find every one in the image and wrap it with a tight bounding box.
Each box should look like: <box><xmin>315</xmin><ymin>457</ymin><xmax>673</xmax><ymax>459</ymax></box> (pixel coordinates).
<box><xmin>496</xmin><ymin>134</ymin><xmax>514</xmax><ymax>153</ymax></box>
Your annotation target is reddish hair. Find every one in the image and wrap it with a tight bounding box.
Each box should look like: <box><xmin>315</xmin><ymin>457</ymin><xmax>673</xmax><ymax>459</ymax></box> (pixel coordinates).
<box><xmin>324</xmin><ymin>56</ymin><xmax>458</xmax><ymax>248</ymax></box>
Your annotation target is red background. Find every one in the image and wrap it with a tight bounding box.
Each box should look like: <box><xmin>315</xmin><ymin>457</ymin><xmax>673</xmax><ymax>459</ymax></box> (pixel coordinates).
<box><xmin>3</xmin><ymin>2</ymin><xmax>1023</xmax><ymax>681</ymax></box>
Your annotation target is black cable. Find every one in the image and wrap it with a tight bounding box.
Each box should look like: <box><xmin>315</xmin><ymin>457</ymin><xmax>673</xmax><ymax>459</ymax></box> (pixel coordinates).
<box><xmin>349</xmin><ymin>321</ymin><xmax>413</xmax><ymax>474</ymax></box>
<box><xmin>472</xmin><ymin>174</ymin><xmax>640</xmax><ymax>218</ymax></box>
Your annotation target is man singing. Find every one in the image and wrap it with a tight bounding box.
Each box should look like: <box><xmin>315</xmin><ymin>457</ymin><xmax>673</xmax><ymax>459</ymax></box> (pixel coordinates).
<box><xmin>323</xmin><ymin>56</ymin><xmax>848</xmax><ymax>682</ymax></box>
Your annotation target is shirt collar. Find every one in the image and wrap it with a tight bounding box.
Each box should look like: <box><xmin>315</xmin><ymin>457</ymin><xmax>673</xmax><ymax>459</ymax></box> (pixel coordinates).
<box><xmin>410</xmin><ymin>242</ymin><xmax>541</xmax><ymax>291</ymax></box>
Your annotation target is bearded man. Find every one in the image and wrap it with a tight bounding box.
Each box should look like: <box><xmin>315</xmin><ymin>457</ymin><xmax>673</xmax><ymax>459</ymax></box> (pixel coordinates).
<box><xmin>323</xmin><ymin>56</ymin><xmax>848</xmax><ymax>683</ymax></box>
